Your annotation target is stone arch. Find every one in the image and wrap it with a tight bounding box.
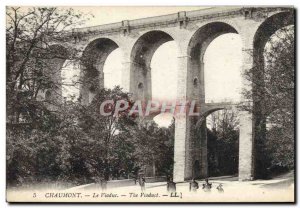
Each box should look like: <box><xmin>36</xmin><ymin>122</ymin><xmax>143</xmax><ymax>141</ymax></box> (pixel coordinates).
<box><xmin>130</xmin><ymin>30</ymin><xmax>175</xmax><ymax>101</ymax></box>
<box><xmin>194</xmin><ymin>106</ymin><xmax>238</xmax><ymax>179</ymax></box>
<box><xmin>252</xmin><ymin>11</ymin><xmax>294</xmax><ymax>93</ymax></box>
<box><xmin>252</xmin><ymin>11</ymin><xmax>294</xmax><ymax>80</ymax></box>
<box><xmin>252</xmin><ymin>11</ymin><xmax>294</xmax><ymax>179</ymax></box>
<box><xmin>253</xmin><ymin>11</ymin><xmax>294</xmax><ymax>58</ymax></box>
<box><xmin>188</xmin><ymin>22</ymin><xmax>238</xmax><ymax>63</ymax></box>
<box><xmin>80</xmin><ymin>38</ymin><xmax>119</xmax><ymax>104</ymax></box>
<box><xmin>187</xmin><ymin>22</ymin><xmax>240</xmax><ymax>103</ymax></box>
<box><xmin>196</xmin><ymin>107</ymin><xmax>226</xmax><ymax>128</ymax></box>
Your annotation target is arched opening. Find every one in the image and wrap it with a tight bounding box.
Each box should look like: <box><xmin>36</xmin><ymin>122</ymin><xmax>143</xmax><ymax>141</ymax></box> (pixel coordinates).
<box><xmin>103</xmin><ymin>48</ymin><xmax>122</xmax><ymax>89</ymax></box>
<box><xmin>151</xmin><ymin>41</ymin><xmax>178</xmax><ymax>101</ymax></box>
<box><xmin>206</xmin><ymin>109</ymin><xmax>239</xmax><ymax>178</ymax></box>
<box><xmin>252</xmin><ymin>11</ymin><xmax>294</xmax><ymax>179</ymax></box>
<box><xmin>130</xmin><ymin>30</ymin><xmax>176</xmax><ymax>102</ymax></box>
<box><xmin>150</xmin><ymin>114</ymin><xmax>175</xmax><ymax>178</ymax></box>
<box><xmin>61</xmin><ymin>60</ymin><xmax>80</xmax><ymax>101</ymax></box>
<box><xmin>130</xmin><ymin>31</ymin><xmax>177</xmax><ymax>178</ymax></box>
<box><xmin>151</xmin><ymin>40</ymin><xmax>178</xmax><ymax>127</ymax></box>
<box><xmin>188</xmin><ymin>22</ymin><xmax>241</xmax><ymax>179</ymax></box>
<box><xmin>203</xmin><ymin>34</ymin><xmax>242</xmax><ymax>103</ymax></box>
<box><xmin>188</xmin><ymin>22</ymin><xmax>240</xmax><ymax>103</ymax></box>
<box><xmin>81</xmin><ymin>38</ymin><xmax>119</xmax><ymax>104</ymax></box>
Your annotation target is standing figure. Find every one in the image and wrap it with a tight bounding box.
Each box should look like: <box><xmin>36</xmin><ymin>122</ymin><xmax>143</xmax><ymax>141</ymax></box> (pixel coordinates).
<box><xmin>189</xmin><ymin>178</ymin><xmax>199</xmax><ymax>192</ymax></box>
<box><xmin>202</xmin><ymin>178</ymin><xmax>212</xmax><ymax>192</ymax></box>
<box><xmin>167</xmin><ymin>177</ymin><xmax>176</xmax><ymax>193</ymax></box>
<box><xmin>139</xmin><ymin>177</ymin><xmax>146</xmax><ymax>192</ymax></box>
<box><xmin>216</xmin><ymin>184</ymin><xmax>224</xmax><ymax>193</ymax></box>
<box><xmin>134</xmin><ymin>175</ymin><xmax>138</xmax><ymax>185</ymax></box>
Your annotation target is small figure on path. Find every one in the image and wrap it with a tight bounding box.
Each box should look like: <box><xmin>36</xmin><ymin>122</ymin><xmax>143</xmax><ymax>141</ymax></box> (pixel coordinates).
<box><xmin>139</xmin><ymin>177</ymin><xmax>146</xmax><ymax>192</ymax></box>
<box><xmin>216</xmin><ymin>184</ymin><xmax>224</xmax><ymax>193</ymax></box>
<box><xmin>134</xmin><ymin>175</ymin><xmax>138</xmax><ymax>185</ymax></box>
<box><xmin>189</xmin><ymin>178</ymin><xmax>199</xmax><ymax>192</ymax></box>
<box><xmin>202</xmin><ymin>178</ymin><xmax>212</xmax><ymax>192</ymax></box>
<box><xmin>167</xmin><ymin>177</ymin><xmax>176</xmax><ymax>193</ymax></box>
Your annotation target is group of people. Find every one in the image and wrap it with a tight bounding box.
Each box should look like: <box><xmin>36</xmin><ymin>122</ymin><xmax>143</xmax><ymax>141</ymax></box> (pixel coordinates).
<box><xmin>137</xmin><ymin>176</ymin><xmax>224</xmax><ymax>193</ymax></box>
<box><xmin>189</xmin><ymin>178</ymin><xmax>224</xmax><ymax>193</ymax></box>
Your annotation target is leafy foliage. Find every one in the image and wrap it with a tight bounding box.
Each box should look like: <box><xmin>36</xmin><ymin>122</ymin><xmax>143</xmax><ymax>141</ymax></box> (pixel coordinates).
<box><xmin>207</xmin><ymin>110</ymin><xmax>239</xmax><ymax>177</ymax></box>
<box><xmin>6</xmin><ymin>7</ymin><xmax>90</xmax><ymax>125</ymax></box>
<box><xmin>242</xmin><ymin>25</ymin><xmax>295</xmax><ymax>177</ymax></box>
<box><xmin>7</xmin><ymin>86</ymin><xmax>175</xmax><ymax>186</ymax></box>
<box><xmin>6</xmin><ymin>7</ymin><xmax>175</xmax><ymax>186</ymax></box>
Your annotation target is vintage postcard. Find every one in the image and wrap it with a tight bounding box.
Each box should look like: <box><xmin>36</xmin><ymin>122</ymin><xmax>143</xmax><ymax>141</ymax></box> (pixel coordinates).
<box><xmin>6</xmin><ymin>6</ymin><xmax>295</xmax><ymax>203</ymax></box>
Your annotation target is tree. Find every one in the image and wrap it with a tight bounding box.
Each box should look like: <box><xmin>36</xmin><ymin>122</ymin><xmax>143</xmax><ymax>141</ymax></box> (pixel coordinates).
<box><xmin>207</xmin><ymin>109</ymin><xmax>239</xmax><ymax>177</ymax></box>
<box><xmin>131</xmin><ymin>119</ymin><xmax>174</xmax><ymax>177</ymax></box>
<box><xmin>77</xmin><ymin>87</ymin><xmax>138</xmax><ymax>180</ymax></box>
<box><xmin>6</xmin><ymin>7</ymin><xmax>177</xmax><ymax>186</ymax></box>
<box><xmin>6</xmin><ymin>6</ymin><xmax>91</xmax><ymax>186</ymax></box>
<box><xmin>242</xmin><ymin>25</ymin><xmax>295</xmax><ymax>177</ymax></box>
<box><xmin>6</xmin><ymin>6</ymin><xmax>90</xmax><ymax>124</ymax></box>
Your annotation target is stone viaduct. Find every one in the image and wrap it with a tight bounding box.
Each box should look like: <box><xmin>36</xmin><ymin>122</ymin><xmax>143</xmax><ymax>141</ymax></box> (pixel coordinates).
<box><xmin>50</xmin><ymin>7</ymin><xmax>294</xmax><ymax>182</ymax></box>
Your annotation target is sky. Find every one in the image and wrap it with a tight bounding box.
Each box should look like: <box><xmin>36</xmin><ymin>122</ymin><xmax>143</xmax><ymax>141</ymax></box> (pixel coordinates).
<box><xmin>71</xmin><ymin>6</ymin><xmax>209</xmax><ymax>27</ymax></box>
<box><xmin>61</xmin><ymin>7</ymin><xmax>243</xmax><ymax>127</ymax></box>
